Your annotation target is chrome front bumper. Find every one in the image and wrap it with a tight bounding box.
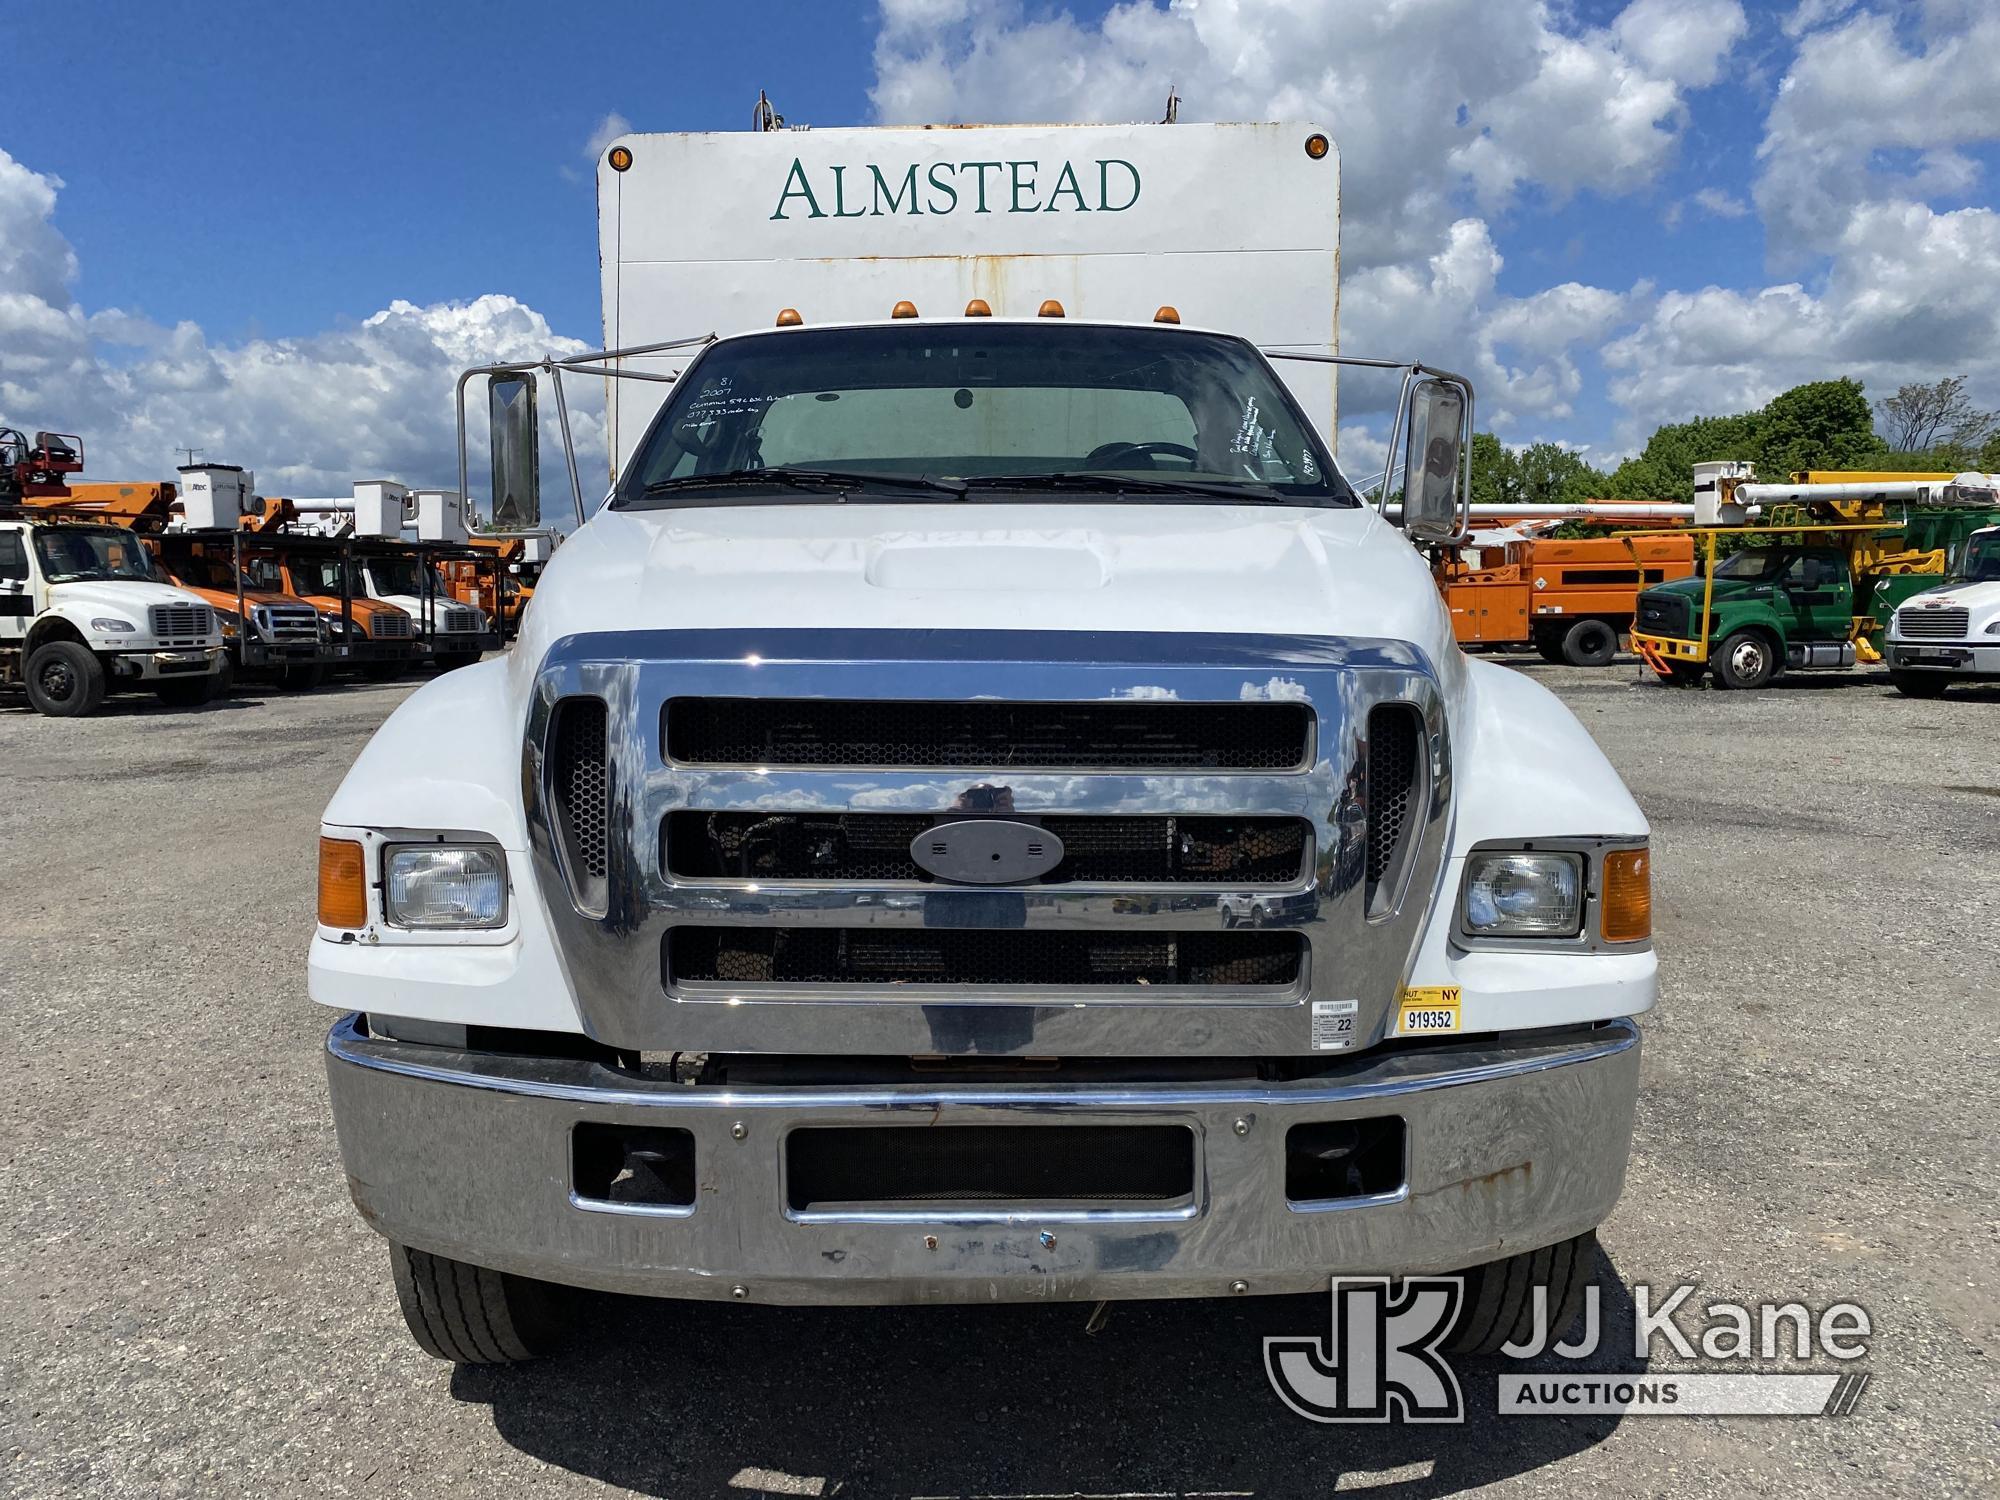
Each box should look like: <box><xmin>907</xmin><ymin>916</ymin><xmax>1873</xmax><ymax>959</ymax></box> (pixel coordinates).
<box><xmin>326</xmin><ymin>1014</ymin><xmax>1640</xmax><ymax>1304</ymax></box>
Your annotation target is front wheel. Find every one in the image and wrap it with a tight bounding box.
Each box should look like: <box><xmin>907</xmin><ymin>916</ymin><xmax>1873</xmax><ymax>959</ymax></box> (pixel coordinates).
<box><xmin>1712</xmin><ymin>630</ymin><xmax>1778</xmax><ymax>690</ymax></box>
<box><xmin>279</xmin><ymin>662</ymin><xmax>327</xmax><ymax>692</ymax></box>
<box><xmin>1658</xmin><ymin>661</ymin><xmax>1706</xmax><ymax>687</ymax></box>
<box><xmin>389</xmin><ymin>1243</ymin><xmax>568</xmax><ymax>1365</ymax></box>
<box><xmin>1560</xmin><ymin>618</ymin><xmax>1619</xmax><ymax>667</ymax></box>
<box><xmin>1445</xmin><ymin>1230</ymin><xmax>1598</xmax><ymax>1357</ymax></box>
<box><xmin>24</xmin><ymin>640</ymin><xmax>108</xmax><ymax>717</ymax></box>
<box><xmin>361</xmin><ymin>658</ymin><xmax>410</xmax><ymax>682</ymax></box>
<box><xmin>1889</xmin><ymin>670</ymin><xmax>1950</xmax><ymax>699</ymax></box>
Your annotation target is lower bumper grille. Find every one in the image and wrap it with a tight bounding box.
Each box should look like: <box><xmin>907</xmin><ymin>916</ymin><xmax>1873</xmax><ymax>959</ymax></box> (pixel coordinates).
<box><xmin>785</xmin><ymin>1124</ymin><xmax>1196</xmax><ymax>1211</ymax></box>
<box><xmin>667</xmin><ymin>927</ymin><xmax>1304</xmax><ymax>989</ymax></box>
<box><xmin>665</xmin><ymin>811</ymin><xmax>1311</xmax><ymax>885</ymax></box>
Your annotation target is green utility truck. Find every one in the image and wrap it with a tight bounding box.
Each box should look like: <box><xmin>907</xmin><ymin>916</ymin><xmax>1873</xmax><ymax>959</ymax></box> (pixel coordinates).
<box><xmin>1632</xmin><ymin>504</ymin><xmax>2000</xmax><ymax>689</ymax></box>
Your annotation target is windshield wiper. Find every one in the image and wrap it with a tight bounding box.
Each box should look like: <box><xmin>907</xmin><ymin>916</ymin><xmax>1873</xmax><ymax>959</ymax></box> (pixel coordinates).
<box><xmin>964</xmin><ymin>471</ymin><xmax>1291</xmax><ymax>503</ymax></box>
<box><xmin>633</xmin><ymin>467</ymin><xmax>967</xmax><ymax>502</ymax></box>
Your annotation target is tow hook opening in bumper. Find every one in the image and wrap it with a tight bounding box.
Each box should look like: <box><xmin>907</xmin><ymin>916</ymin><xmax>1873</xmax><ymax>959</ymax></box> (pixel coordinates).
<box><xmin>325</xmin><ymin>1015</ymin><xmax>1641</xmax><ymax>1305</ymax></box>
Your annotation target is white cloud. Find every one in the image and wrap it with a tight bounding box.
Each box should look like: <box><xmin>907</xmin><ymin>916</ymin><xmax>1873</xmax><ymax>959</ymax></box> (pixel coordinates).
<box><xmin>1612</xmin><ymin>0</ymin><xmax>1749</xmax><ymax>90</ymax></box>
<box><xmin>0</xmin><ymin>146</ymin><xmax>598</xmax><ymax>502</ymax></box>
<box><xmin>1691</xmin><ymin>186</ymin><xmax>1750</xmax><ymax>218</ymax></box>
<box><xmin>584</xmin><ymin>112</ymin><xmax>632</xmax><ymax>162</ymax></box>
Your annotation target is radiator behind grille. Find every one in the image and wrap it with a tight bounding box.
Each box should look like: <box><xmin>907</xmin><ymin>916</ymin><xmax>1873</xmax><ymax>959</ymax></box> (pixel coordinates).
<box><xmin>665</xmin><ymin>811</ymin><xmax>1311</xmax><ymax>885</ymax></box>
<box><xmin>665</xmin><ymin>697</ymin><xmax>1310</xmax><ymax>771</ymax></box>
<box><xmin>667</xmin><ymin>927</ymin><xmax>1304</xmax><ymax>989</ymax></box>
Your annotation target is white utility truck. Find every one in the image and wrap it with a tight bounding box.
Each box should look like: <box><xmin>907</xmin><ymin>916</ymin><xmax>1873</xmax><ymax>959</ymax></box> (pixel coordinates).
<box><xmin>1884</xmin><ymin>524</ymin><xmax>2000</xmax><ymax>694</ymax></box>
<box><xmin>313</xmin><ymin>121</ymin><xmax>1655</xmax><ymax>1366</ymax></box>
<box><xmin>1</xmin><ymin>514</ymin><xmax>228</xmax><ymax>715</ymax></box>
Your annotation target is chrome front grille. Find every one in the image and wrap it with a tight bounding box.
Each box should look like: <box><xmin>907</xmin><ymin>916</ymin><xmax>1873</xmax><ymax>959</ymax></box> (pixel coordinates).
<box><xmin>253</xmin><ymin>605</ymin><xmax>320</xmax><ymax>643</ymax></box>
<box><xmin>367</xmin><ymin>612</ymin><xmax>413</xmax><ymax>640</ymax></box>
<box><xmin>149</xmin><ymin>603</ymin><xmax>213</xmax><ymax>643</ymax></box>
<box><xmin>1897</xmin><ymin>605</ymin><xmax>1970</xmax><ymax>640</ymax></box>
<box><xmin>525</xmin><ymin>629</ymin><xmax>1451</xmax><ymax>1058</ymax></box>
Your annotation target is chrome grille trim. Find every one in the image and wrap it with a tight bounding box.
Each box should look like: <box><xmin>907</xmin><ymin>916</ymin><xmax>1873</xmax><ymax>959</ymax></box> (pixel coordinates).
<box><xmin>1896</xmin><ymin>606</ymin><xmax>1970</xmax><ymax>640</ymax></box>
<box><xmin>523</xmin><ymin>629</ymin><xmax>1453</xmax><ymax>1059</ymax></box>
<box><xmin>252</xmin><ymin>604</ymin><xmax>321</xmax><ymax>643</ymax></box>
<box><xmin>149</xmin><ymin>603</ymin><xmax>213</xmax><ymax>641</ymax></box>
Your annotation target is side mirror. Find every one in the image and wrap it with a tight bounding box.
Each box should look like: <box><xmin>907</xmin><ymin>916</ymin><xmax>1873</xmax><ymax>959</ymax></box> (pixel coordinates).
<box><xmin>1401</xmin><ymin>378</ymin><xmax>1467</xmax><ymax>544</ymax></box>
<box><xmin>488</xmin><ymin>373</ymin><xmax>541</xmax><ymax>530</ymax></box>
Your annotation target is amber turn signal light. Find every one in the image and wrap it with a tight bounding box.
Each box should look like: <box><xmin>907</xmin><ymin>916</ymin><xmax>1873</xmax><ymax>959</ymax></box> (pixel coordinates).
<box><xmin>318</xmin><ymin>837</ymin><xmax>368</xmax><ymax>928</ymax></box>
<box><xmin>1599</xmin><ymin>846</ymin><xmax>1651</xmax><ymax>944</ymax></box>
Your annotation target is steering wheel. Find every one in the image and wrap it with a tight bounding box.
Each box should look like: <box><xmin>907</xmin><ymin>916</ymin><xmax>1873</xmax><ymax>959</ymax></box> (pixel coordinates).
<box><xmin>1081</xmin><ymin>440</ymin><xmax>1200</xmax><ymax>470</ymax></box>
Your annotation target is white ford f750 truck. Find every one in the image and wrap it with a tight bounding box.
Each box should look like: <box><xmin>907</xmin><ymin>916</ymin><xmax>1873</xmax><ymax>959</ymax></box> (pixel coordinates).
<box><xmin>312</xmin><ymin>122</ymin><xmax>1654</xmax><ymax>1366</ymax></box>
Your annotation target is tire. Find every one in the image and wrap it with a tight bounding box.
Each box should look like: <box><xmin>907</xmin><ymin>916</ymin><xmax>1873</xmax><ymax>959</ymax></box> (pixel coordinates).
<box><xmin>388</xmin><ymin>1243</ymin><xmax>567</xmax><ymax>1365</ymax></box>
<box><xmin>1712</xmin><ymin>630</ymin><xmax>1778</xmax><ymax>690</ymax></box>
<box><xmin>1532</xmin><ymin>630</ymin><xmax>1567</xmax><ymax>664</ymax></box>
<box><xmin>433</xmin><ymin>650</ymin><xmax>482</xmax><ymax>673</ymax></box>
<box><xmin>24</xmin><ymin>640</ymin><xmax>108</xmax><ymax>717</ymax></box>
<box><xmin>362</xmin><ymin>659</ymin><xmax>410</xmax><ymax>682</ymax></box>
<box><xmin>279</xmin><ymin>662</ymin><xmax>327</xmax><ymax>692</ymax></box>
<box><xmin>1560</xmin><ymin>618</ymin><xmax>1619</xmax><ymax>668</ymax></box>
<box><xmin>1659</xmin><ymin>661</ymin><xmax>1706</xmax><ymax>687</ymax></box>
<box><xmin>1889</xmin><ymin>670</ymin><xmax>1950</xmax><ymax>699</ymax></box>
<box><xmin>1445</xmin><ymin>1230</ymin><xmax>1597</xmax><ymax>1358</ymax></box>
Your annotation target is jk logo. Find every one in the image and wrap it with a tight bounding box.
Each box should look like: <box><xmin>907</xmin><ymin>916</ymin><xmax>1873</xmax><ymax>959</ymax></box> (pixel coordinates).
<box><xmin>1264</xmin><ymin>1277</ymin><xmax>1466</xmax><ymax>1423</ymax></box>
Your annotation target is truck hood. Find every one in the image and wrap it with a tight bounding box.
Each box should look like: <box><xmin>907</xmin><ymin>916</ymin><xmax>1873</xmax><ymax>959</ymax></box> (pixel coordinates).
<box><xmin>48</xmin><ymin>579</ymin><xmax>213</xmax><ymax>617</ymax></box>
<box><xmin>1897</xmin><ymin>578</ymin><xmax>2000</xmax><ymax>617</ymax></box>
<box><xmin>512</xmin><ymin>501</ymin><xmax>1456</xmax><ymax>671</ymax></box>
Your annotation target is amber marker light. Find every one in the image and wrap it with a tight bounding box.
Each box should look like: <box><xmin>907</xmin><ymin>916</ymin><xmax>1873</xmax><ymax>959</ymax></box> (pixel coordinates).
<box><xmin>607</xmin><ymin>145</ymin><xmax>633</xmax><ymax>172</ymax></box>
<box><xmin>1037</xmin><ymin>299</ymin><xmax>1066</xmax><ymax>318</ymax></box>
<box><xmin>775</xmin><ymin>308</ymin><xmax>803</xmax><ymax>326</ymax></box>
<box><xmin>891</xmin><ymin>300</ymin><xmax>919</xmax><ymax>319</ymax></box>
<box><xmin>964</xmin><ymin>298</ymin><xmax>992</xmax><ymax>317</ymax></box>
<box><xmin>1600</xmin><ymin>846</ymin><xmax>1652</xmax><ymax>944</ymax></box>
<box><xmin>1154</xmin><ymin>305</ymin><xmax>1181</xmax><ymax>324</ymax></box>
<box><xmin>1304</xmin><ymin>133</ymin><xmax>1330</xmax><ymax>160</ymax></box>
<box><xmin>318</xmin><ymin>837</ymin><xmax>368</xmax><ymax>928</ymax></box>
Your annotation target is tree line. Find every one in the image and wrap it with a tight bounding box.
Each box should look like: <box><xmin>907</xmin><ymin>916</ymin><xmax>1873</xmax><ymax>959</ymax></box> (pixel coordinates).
<box><xmin>1468</xmin><ymin>377</ymin><xmax>2000</xmax><ymax>508</ymax></box>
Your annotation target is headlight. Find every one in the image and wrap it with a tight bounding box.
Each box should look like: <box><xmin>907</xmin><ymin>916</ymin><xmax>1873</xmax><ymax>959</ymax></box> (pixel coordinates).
<box><xmin>90</xmin><ymin>617</ymin><xmax>136</xmax><ymax>633</ymax></box>
<box><xmin>1461</xmin><ymin>850</ymin><xmax>1583</xmax><ymax>937</ymax></box>
<box><xmin>322</xmin><ymin>615</ymin><xmax>352</xmax><ymax>637</ymax></box>
<box><xmin>383</xmin><ymin>844</ymin><xmax>507</xmax><ymax>929</ymax></box>
<box><xmin>1985</xmin><ymin>620</ymin><xmax>2000</xmax><ymax>636</ymax></box>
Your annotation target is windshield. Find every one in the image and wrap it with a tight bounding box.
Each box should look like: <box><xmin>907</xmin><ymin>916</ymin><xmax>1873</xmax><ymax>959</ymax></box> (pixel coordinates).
<box><xmin>290</xmin><ymin>558</ymin><xmax>367</xmax><ymax>598</ymax></box>
<box><xmin>33</xmin><ymin>526</ymin><xmax>155</xmax><ymax>583</ymax></box>
<box><xmin>367</xmin><ymin>558</ymin><xmax>445</xmax><ymax>598</ymax></box>
<box><xmin>1953</xmin><ymin>532</ymin><xmax>2000</xmax><ymax>583</ymax></box>
<box><xmin>615</xmin><ymin>324</ymin><xmax>1352</xmax><ymax>508</ymax></box>
<box><xmin>1714</xmin><ymin>549</ymin><xmax>1792</xmax><ymax>581</ymax></box>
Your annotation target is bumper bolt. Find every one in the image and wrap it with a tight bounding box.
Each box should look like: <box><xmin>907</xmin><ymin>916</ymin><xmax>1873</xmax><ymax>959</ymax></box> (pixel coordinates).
<box><xmin>1039</xmin><ymin>1231</ymin><xmax>1057</xmax><ymax>1249</ymax></box>
<box><xmin>730</xmin><ymin>1121</ymin><xmax>748</xmax><ymax>1140</ymax></box>
<box><xmin>1232</xmin><ymin>1116</ymin><xmax>1251</xmax><ymax>1136</ymax></box>
<box><xmin>924</xmin><ymin>1235</ymin><xmax>938</xmax><ymax>1251</ymax></box>
<box><xmin>731</xmin><ymin>1284</ymin><xmax>748</xmax><ymax>1300</ymax></box>
<box><xmin>1230</xmin><ymin>1280</ymin><xmax>1249</xmax><ymax>1295</ymax></box>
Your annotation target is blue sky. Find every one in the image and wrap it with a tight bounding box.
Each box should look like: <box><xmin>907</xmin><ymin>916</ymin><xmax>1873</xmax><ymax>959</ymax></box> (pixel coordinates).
<box><xmin>4</xmin><ymin>0</ymin><xmax>1998</xmax><ymax>489</ymax></box>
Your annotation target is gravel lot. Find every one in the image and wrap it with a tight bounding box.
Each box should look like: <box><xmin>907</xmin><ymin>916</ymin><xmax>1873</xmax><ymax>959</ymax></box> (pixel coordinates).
<box><xmin>3</xmin><ymin>660</ymin><xmax>1995</xmax><ymax>1498</ymax></box>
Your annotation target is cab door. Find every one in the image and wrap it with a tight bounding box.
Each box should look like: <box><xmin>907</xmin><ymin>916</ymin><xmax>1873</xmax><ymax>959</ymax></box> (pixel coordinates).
<box><xmin>0</xmin><ymin>526</ymin><xmax>34</xmax><ymax>645</ymax></box>
<box><xmin>1780</xmin><ymin>553</ymin><xmax>1852</xmax><ymax>641</ymax></box>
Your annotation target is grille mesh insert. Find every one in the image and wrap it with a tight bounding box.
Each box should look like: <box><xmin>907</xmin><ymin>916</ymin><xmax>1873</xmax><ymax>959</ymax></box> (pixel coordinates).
<box><xmin>1365</xmin><ymin>704</ymin><xmax>1421</xmax><ymax>908</ymax></box>
<box><xmin>664</xmin><ymin>698</ymin><xmax>1310</xmax><ymax>770</ymax></box>
<box><xmin>666</xmin><ymin>812</ymin><xmax>1310</xmax><ymax>885</ymax></box>
<box><xmin>667</xmin><ymin>927</ymin><xmax>1304</xmax><ymax>988</ymax></box>
<box><xmin>787</xmin><ymin>1125</ymin><xmax>1194</xmax><ymax>1210</ymax></box>
<box><xmin>551</xmin><ymin>698</ymin><xmax>609</xmax><ymax>882</ymax></box>
<box><xmin>1897</xmin><ymin>606</ymin><xmax>1970</xmax><ymax>640</ymax></box>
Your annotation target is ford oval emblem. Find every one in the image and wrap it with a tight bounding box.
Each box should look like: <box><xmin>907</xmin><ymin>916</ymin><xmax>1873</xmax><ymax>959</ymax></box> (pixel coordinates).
<box><xmin>912</xmin><ymin>819</ymin><xmax>1064</xmax><ymax>885</ymax></box>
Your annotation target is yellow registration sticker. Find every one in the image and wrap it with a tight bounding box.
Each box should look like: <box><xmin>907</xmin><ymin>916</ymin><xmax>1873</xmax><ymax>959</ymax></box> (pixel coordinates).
<box><xmin>1396</xmin><ymin>986</ymin><xmax>1463</xmax><ymax>1036</ymax></box>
